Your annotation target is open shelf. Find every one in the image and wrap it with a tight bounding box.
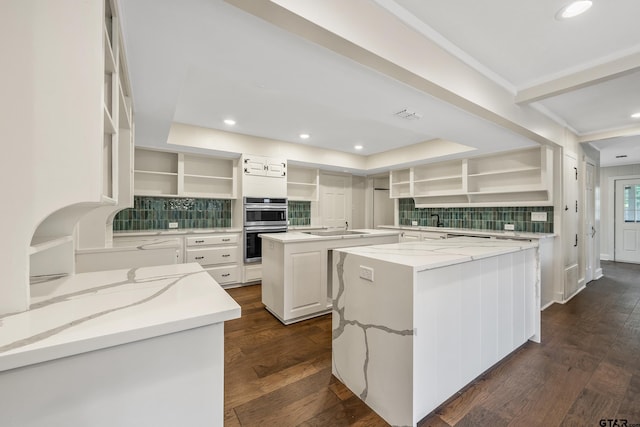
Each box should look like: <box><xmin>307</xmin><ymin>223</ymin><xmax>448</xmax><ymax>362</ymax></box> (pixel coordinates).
<box><xmin>467</xmin><ymin>166</ymin><xmax>540</xmax><ymax>178</ymax></box>
<box><xmin>391</xmin><ymin>146</ymin><xmax>552</xmax><ymax>206</ymax></box>
<box><xmin>103</xmin><ymin>25</ymin><xmax>116</xmax><ymax>73</ymax></box>
<box><xmin>287</xmin><ymin>166</ymin><xmax>319</xmax><ymax>201</ymax></box>
<box><xmin>30</xmin><ymin>235</ymin><xmax>74</xmax><ymax>255</ymax></box>
<box><xmin>133</xmin><ymin>148</ymin><xmax>237</xmax><ymax>199</ymax></box>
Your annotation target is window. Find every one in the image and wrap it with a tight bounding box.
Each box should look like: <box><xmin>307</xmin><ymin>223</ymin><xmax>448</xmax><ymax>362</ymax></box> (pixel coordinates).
<box><xmin>623</xmin><ymin>185</ymin><xmax>640</xmax><ymax>222</ymax></box>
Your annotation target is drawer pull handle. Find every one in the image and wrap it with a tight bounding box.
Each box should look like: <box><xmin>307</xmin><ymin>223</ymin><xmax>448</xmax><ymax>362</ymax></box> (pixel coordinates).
<box><xmin>222</xmin><ymin>273</ymin><xmax>230</xmax><ymax>277</ymax></box>
<box><xmin>222</xmin><ymin>254</ymin><xmax>230</xmax><ymax>258</ymax></box>
<box><xmin>195</xmin><ymin>240</ymin><xmax>204</xmax><ymax>243</ymax></box>
<box><xmin>195</xmin><ymin>256</ymin><xmax>205</xmax><ymax>260</ymax></box>
<box><xmin>222</xmin><ymin>238</ymin><xmax>230</xmax><ymax>242</ymax></box>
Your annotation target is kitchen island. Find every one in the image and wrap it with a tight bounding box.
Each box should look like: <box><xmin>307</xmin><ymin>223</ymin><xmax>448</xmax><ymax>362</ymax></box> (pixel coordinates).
<box><xmin>332</xmin><ymin>237</ymin><xmax>540</xmax><ymax>427</ymax></box>
<box><xmin>260</xmin><ymin>229</ymin><xmax>400</xmax><ymax>324</ymax></box>
<box><xmin>0</xmin><ymin>263</ymin><xmax>240</xmax><ymax>427</ymax></box>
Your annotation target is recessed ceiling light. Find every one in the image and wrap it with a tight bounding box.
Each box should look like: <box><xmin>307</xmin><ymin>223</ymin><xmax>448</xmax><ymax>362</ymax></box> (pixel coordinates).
<box><xmin>631</xmin><ymin>112</ymin><xmax>640</xmax><ymax>119</ymax></box>
<box><xmin>223</xmin><ymin>119</ymin><xmax>236</xmax><ymax>125</ymax></box>
<box><xmin>354</xmin><ymin>145</ymin><xmax>363</xmax><ymax>150</ymax></box>
<box><xmin>299</xmin><ymin>133</ymin><xmax>310</xmax><ymax>139</ymax></box>
<box><xmin>555</xmin><ymin>1</ymin><xmax>593</xmax><ymax>20</ymax></box>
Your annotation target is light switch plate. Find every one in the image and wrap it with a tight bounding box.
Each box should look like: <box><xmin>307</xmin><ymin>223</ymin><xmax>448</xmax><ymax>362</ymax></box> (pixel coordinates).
<box><xmin>531</xmin><ymin>212</ymin><xmax>547</xmax><ymax>222</ymax></box>
<box><xmin>168</xmin><ymin>222</ymin><xmax>178</xmax><ymax>229</ymax></box>
<box><xmin>504</xmin><ymin>224</ymin><xmax>515</xmax><ymax>231</ymax></box>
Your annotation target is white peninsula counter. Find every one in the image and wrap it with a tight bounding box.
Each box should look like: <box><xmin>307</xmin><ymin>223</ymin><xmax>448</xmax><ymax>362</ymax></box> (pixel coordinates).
<box><xmin>332</xmin><ymin>237</ymin><xmax>540</xmax><ymax>427</ymax></box>
<box><xmin>0</xmin><ymin>263</ymin><xmax>240</xmax><ymax>427</ymax></box>
<box><xmin>260</xmin><ymin>229</ymin><xmax>400</xmax><ymax>324</ymax></box>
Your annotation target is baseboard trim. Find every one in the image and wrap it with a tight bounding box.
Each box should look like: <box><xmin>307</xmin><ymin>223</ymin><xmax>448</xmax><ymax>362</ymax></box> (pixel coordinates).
<box><xmin>600</xmin><ymin>253</ymin><xmax>612</xmax><ymax>261</ymax></box>
<box><xmin>594</xmin><ymin>268</ymin><xmax>603</xmax><ymax>280</ymax></box>
<box><xmin>541</xmin><ymin>300</ymin><xmax>555</xmax><ymax>311</ymax></box>
<box><xmin>561</xmin><ymin>285</ymin><xmax>587</xmax><ymax>304</ymax></box>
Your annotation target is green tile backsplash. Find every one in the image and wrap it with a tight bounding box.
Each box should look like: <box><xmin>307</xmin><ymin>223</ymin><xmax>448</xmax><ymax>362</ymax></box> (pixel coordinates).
<box><xmin>288</xmin><ymin>201</ymin><xmax>311</xmax><ymax>226</ymax></box>
<box><xmin>113</xmin><ymin>196</ymin><xmax>232</xmax><ymax>231</ymax></box>
<box><xmin>398</xmin><ymin>198</ymin><xmax>554</xmax><ymax>233</ymax></box>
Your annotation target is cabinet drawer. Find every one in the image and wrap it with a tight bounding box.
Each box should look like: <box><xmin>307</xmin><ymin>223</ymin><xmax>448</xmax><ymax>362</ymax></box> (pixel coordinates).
<box><xmin>186</xmin><ymin>246</ymin><xmax>238</xmax><ymax>265</ymax></box>
<box><xmin>186</xmin><ymin>234</ymin><xmax>238</xmax><ymax>247</ymax></box>
<box><xmin>205</xmin><ymin>265</ymin><xmax>240</xmax><ymax>285</ymax></box>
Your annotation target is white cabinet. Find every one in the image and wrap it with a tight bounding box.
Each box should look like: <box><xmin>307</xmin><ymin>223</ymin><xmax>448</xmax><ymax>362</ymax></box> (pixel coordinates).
<box><xmin>261</xmin><ymin>233</ymin><xmax>400</xmax><ymax>324</ymax></box>
<box><xmin>399</xmin><ymin>230</ymin><xmax>447</xmax><ymax>242</ymax></box>
<box><xmin>390</xmin><ymin>146</ymin><xmax>553</xmax><ymax>207</ymax></box>
<box><xmin>241</xmin><ymin>154</ymin><xmax>287</xmax><ymax>198</ymax></box>
<box><xmin>466</xmin><ymin>147</ymin><xmax>551</xmax><ymax>205</ymax></box>
<box><xmin>134</xmin><ymin>149</ymin><xmax>237</xmax><ymax>199</ymax></box>
<box><xmin>413</xmin><ymin>160</ymin><xmax>465</xmax><ymax>196</ymax></box>
<box><xmin>287</xmin><ymin>166</ymin><xmax>319</xmax><ymax>201</ymax></box>
<box><xmin>241</xmin><ymin>155</ymin><xmax>286</xmax><ymax>177</ymax></box>
<box><xmin>563</xmin><ymin>153</ymin><xmax>580</xmax><ymax>300</ymax></box>
<box><xmin>390</xmin><ymin>169</ymin><xmax>412</xmax><ymax>198</ymax></box>
<box><xmin>185</xmin><ymin>233</ymin><xmax>240</xmax><ymax>285</ymax></box>
<box><xmin>183</xmin><ymin>154</ymin><xmax>236</xmax><ymax>198</ymax></box>
<box><xmin>28</xmin><ymin>0</ymin><xmax>135</xmax><ymax>280</ymax></box>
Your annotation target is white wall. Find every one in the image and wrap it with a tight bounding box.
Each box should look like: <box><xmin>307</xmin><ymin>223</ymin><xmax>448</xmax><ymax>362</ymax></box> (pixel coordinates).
<box><xmin>599</xmin><ymin>164</ymin><xmax>640</xmax><ymax>260</ymax></box>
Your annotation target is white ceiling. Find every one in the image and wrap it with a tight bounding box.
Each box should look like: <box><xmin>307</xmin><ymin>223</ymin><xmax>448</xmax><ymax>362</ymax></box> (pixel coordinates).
<box><xmin>119</xmin><ymin>0</ymin><xmax>640</xmax><ymax>169</ymax></box>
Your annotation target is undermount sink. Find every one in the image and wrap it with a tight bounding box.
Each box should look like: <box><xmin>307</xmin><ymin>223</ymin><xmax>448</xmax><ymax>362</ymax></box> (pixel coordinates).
<box><xmin>302</xmin><ymin>230</ymin><xmax>367</xmax><ymax>236</ymax></box>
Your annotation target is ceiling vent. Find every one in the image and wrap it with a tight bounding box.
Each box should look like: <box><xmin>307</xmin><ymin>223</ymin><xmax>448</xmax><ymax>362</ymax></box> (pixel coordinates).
<box><xmin>394</xmin><ymin>108</ymin><xmax>422</xmax><ymax>120</ymax></box>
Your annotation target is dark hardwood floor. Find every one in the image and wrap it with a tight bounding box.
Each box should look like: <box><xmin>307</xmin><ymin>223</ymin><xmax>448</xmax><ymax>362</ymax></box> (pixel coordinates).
<box><xmin>224</xmin><ymin>261</ymin><xmax>640</xmax><ymax>426</ymax></box>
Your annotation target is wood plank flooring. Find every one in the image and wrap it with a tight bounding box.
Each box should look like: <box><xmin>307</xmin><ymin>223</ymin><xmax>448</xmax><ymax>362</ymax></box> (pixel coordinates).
<box><xmin>224</xmin><ymin>261</ymin><xmax>640</xmax><ymax>426</ymax></box>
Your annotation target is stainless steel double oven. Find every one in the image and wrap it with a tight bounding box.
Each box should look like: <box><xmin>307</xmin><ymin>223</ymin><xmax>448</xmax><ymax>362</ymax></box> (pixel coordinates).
<box><xmin>243</xmin><ymin>197</ymin><xmax>288</xmax><ymax>263</ymax></box>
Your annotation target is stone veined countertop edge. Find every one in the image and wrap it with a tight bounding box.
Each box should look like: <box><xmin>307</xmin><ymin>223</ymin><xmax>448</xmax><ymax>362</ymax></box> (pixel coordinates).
<box><xmin>333</xmin><ymin>237</ymin><xmax>538</xmax><ymax>271</ymax></box>
<box><xmin>0</xmin><ymin>263</ymin><xmax>241</xmax><ymax>373</ymax></box>
<box><xmin>259</xmin><ymin>229</ymin><xmax>401</xmax><ymax>243</ymax></box>
<box><xmin>113</xmin><ymin>228</ymin><xmax>243</xmax><ymax>237</ymax></box>
<box><xmin>377</xmin><ymin>225</ymin><xmax>555</xmax><ymax>239</ymax></box>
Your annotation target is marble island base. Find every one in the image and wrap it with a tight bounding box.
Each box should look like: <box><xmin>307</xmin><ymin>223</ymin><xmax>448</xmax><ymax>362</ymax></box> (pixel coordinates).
<box><xmin>331</xmin><ymin>237</ymin><xmax>540</xmax><ymax>426</ymax></box>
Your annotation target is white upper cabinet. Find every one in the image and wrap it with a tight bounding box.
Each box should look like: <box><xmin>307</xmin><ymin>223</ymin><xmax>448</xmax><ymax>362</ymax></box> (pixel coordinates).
<box><xmin>390</xmin><ymin>146</ymin><xmax>553</xmax><ymax>207</ymax></box>
<box><xmin>241</xmin><ymin>154</ymin><xmax>287</xmax><ymax>177</ymax></box>
<box><xmin>133</xmin><ymin>148</ymin><xmax>238</xmax><ymax>199</ymax></box>
<box><xmin>241</xmin><ymin>154</ymin><xmax>287</xmax><ymax>198</ymax></box>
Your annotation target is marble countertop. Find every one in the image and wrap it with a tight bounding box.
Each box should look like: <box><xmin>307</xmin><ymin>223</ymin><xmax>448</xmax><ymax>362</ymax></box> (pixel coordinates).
<box><xmin>335</xmin><ymin>236</ymin><xmax>538</xmax><ymax>271</ymax></box>
<box><xmin>0</xmin><ymin>263</ymin><xmax>240</xmax><ymax>372</ymax></box>
<box><xmin>259</xmin><ymin>229</ymin><xmax>400</xmax><ymax>243</ymax></box>
<box><xmin>378</xmin><ymin>225</ymin><xmax>555</xmax><ymax>240</ymax></box>
<box><xmin>76</xmin><ymin>237</ymin><xmax>183</xmax><ymax>254</ymax></box>
<box><xmin>114</xmin><ymin>228</ymin><xmax>242</xmax><ymax>237</ymax></box>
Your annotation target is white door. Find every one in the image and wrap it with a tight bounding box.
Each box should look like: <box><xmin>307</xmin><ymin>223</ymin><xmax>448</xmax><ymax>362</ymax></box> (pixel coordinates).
<box><xmin>585</xmin><ymin>162</ymin><xmax>595</xmax><ymax>282</ymax></box>
<box><xmin>563</xmin><ymin>153</ymin><xmax>579</xmax><ymax>299</ymax></box>
<box><xmin>615</xmin><ymin>178</ymin><xmax>640</xmax><ymax>263</ymax></box>
<box><xmin>321</xmin><ymin>173</ymin><xmax>351</xmax><ymax>229</ymax></box>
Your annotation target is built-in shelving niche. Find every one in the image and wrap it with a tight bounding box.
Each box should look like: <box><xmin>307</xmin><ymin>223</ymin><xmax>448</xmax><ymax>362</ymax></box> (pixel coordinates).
<box><xmin>391</xmin><ymin>146</ymin><xmax>553</xmax><ymax>207</ymax></box>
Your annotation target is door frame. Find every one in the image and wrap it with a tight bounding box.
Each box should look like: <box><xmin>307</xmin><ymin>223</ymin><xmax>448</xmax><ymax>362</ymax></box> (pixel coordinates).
<box><xmin>607</xmin><ymin>174</ymin><xmax>640</xmax><ymax>262</ymax></box>
<box><xmin>583</xmin><ymin>159</ymin><xmax>596</xmax><ymax>282</ymax></box>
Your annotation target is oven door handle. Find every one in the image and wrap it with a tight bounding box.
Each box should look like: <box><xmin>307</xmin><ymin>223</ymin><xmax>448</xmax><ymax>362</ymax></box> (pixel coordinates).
<box><xmin>244</xmin><ymin>226</ymin><xmax>288</xmax><ymax>232</ymax></box>
<box><xmin>244</xmin><ymin>205</ymin><xmax>287</xmax><ymax>211</ymax></box>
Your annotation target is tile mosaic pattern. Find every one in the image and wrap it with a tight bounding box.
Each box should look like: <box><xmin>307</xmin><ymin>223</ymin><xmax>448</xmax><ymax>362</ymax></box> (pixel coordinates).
<box><xmin>398</xmin><ymin>198</ymin><xmax>554</xmax><ymax>233</ymax></box>
<box><xmin>113</xmin><ymin>196</ymin><xmax>232</xmax><ymax>231</ymax></box>
<box><xmin>288</xmin><ymin>201</ymin><xmax>311</xmax><ymax>226</ymax></box>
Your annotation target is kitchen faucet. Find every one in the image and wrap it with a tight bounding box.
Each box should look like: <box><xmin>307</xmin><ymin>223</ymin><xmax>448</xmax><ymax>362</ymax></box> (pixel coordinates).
<box><xmin>431</xmin><ymin>214</ymin><xmax>443</xmax><ymax>227</ymax></box>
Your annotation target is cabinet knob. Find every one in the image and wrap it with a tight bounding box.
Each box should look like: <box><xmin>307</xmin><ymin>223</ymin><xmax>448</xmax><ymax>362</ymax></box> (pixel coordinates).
<box><xmin>222</xmin><ymin>254</ymin><xmax>230</xmax><ymax>258</ymax></box>
<box><xmin>195</xmin><ymin>256</ymin><xmax>204</xmax><ymax>260</ymax></box>
<box><xmin>195</xmin><ymin>240</ymin><xmax>204</xmax><ymax>243</ymax></box>
<box><xmin>222</xmin><ymin>273</ymin><xmax>230</xmax><ymax>277</ymax></box>
<box><xmin>222</xmin><ymin>238</ymin><xmax>230</xmax><ymax>242</ymax></box>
